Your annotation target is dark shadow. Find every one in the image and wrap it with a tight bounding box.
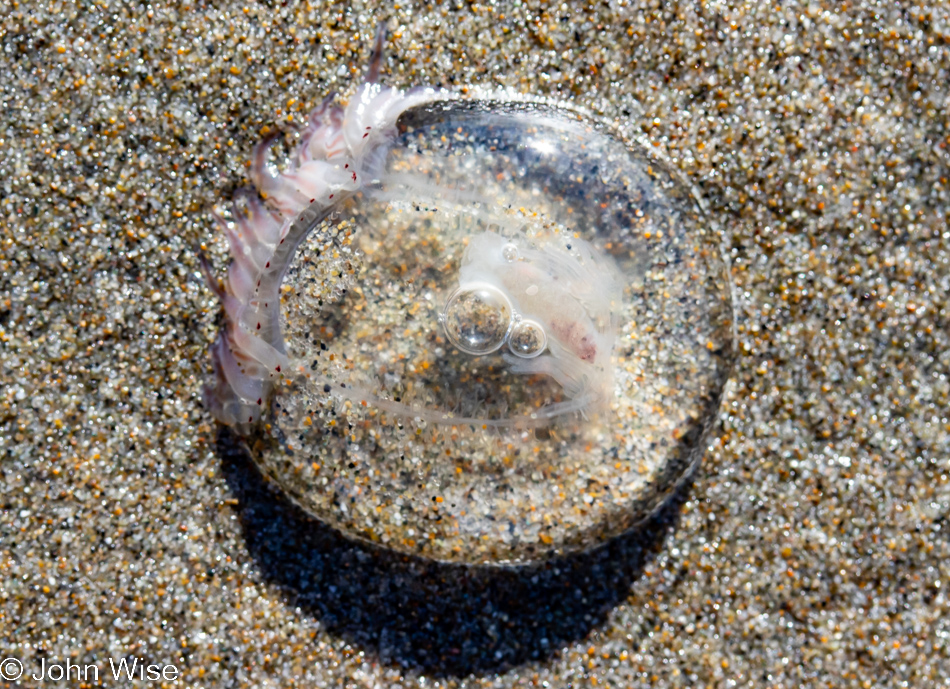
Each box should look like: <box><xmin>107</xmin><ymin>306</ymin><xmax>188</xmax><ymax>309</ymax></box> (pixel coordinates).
<box><xmin>217</xmin><ymin>426</ymin><xmax>691</xmax><ymax>678</ymax></box>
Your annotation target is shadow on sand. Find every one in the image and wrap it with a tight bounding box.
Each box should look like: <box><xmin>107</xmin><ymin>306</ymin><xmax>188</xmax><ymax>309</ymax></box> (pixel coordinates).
<box><xmin>217</xmin><ymin>427</ymin><xmax>690</xmax><ymax>678</ymax></box>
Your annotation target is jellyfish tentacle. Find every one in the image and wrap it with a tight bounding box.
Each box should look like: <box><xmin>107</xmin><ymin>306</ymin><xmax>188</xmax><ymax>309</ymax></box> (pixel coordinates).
<box><xmin>205</xmin><ymin>40</ymin><xmax>439</xmax><ymax>430</ymax></box>
<box><xmin>250</xmin><ymin>135</ymin><xmax>312</xmax><ymax>215</ymax></box>
<box><xmin>297</xmin><ymin>92</ymin><xmax>339</xmax><ymax>165</ymax></box>
<box><xmin>365</xmin><ymin>21</ymin><xmax>388</xmax><ymax>84</ymax></box>
<box><xmin>234</xmin><ymin>190</ymin><xmax>286</xmax><ymax>248</ymax></box>
<box><xmin>309</xmin><ymin>370</ymin><xmax>589</xmax><ymax>430</ymax></box>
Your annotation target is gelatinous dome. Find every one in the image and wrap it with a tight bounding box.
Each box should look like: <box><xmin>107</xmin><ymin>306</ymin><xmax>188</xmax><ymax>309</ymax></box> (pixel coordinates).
<box><xmin>231</xmin><ymin>99</ymin><xmax>735</xmax><ymax>564</ymax></box>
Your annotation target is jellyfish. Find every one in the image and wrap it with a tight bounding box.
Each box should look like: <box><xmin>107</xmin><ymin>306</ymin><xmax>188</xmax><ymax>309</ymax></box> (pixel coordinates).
<box><xmin>200</xmin><ymin>24</ymin><xmax>736</xmax><ymax>564</ymax></box>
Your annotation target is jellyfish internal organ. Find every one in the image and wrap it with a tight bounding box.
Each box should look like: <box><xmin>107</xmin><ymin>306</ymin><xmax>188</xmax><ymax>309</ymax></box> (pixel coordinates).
<box><xmin>445</xmin><ymin>230</ymin><xmax>622</xmax><ymax>412</ymax></box>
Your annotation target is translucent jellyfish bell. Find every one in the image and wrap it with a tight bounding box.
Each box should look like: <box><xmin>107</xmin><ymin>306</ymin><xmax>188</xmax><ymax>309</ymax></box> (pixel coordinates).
<box><xmin>206</xmin><ymin>75</ymin><xmax>736</xmax><ymax>563</ymax></box>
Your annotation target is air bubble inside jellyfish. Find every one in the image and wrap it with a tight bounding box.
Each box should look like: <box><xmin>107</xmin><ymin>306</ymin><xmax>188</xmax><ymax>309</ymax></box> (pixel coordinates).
<box><xmin>441</xmin><ymin>231</ymin><xmax>621</xmax><ymax>416</ymax></box>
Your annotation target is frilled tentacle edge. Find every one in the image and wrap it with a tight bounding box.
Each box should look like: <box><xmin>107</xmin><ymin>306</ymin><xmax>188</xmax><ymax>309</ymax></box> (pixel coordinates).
<box><xmin>203</xmin><ymin>78</ymin><xmax>439</xmax><ymax>430</ymax></box>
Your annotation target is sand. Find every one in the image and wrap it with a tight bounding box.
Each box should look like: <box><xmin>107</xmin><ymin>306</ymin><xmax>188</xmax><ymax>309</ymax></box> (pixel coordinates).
<box><xmin>1</xmin><ymin>1</ymin><xmax>948</xmax><ymax>687</ymax></box>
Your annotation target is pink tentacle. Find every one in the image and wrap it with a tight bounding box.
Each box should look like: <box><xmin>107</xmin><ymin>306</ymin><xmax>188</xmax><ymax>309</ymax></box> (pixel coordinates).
<box><xmin>305</xmin><ymin>111</ymin><xmax>347</xmax><ymax>162</ymax></box>
<box><xmin>297</xmin><ymin>92</ymin><xmax>339</xmax><ymax>165</ymax></box>
<box><xmin>216</xmin><ymin>212</ymin><xmax>266</xmax><ymax>275</ymax></box>
<box><xmin>197</xmin><ymin>249</ymin><xmax>226</xmax><ymax>301</ymax></box>
<box><xmin>285</xmin><ymin>160</ymin><xmax>351</xmax><ymax>202</ymax></box>
<box><xmin>214</xmin><ymin>335</ymin><xmax>265</xmax><ymax>404</ymax></box>
<box><xmin>342</xmin><ymin>83</ymin><xmax>381</xmax><ymax>154</ymax></box>
<box><xmin>207</xmin><ymin>339</ymin><xmax>263</xmax><ymax>426</ymax></box>
<box><xmin>226</xmin><ymin>255</ymin><xmax>257</xmax><ymax>301</ymax></box>
<box><xmin>365</xmin><ymin>21</ymin><xmax>388</xmax><ymax>84</ymax></box>
<box><xmin>250</xmin><ymin>136</ymin><xmax>311</xmax><ymax>215</ymax></box>
<box><xmin>205</xmin><ymin>32</ymin><xmax>439</xmax><ymax>430</ymax></box>
<box><xmin>235</xmin><ymin>190</ymin><xmax>285</xmax><ymax>246</ymax></box>
<box><xmin>230</xmin><ymin>323</ymin><xmax>289</xmax><ymax>373</ymax></box>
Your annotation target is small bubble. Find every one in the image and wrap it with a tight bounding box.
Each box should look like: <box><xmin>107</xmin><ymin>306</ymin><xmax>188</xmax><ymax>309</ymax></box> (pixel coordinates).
<box><xmin>507</xmin><ymin>319</ymin><xmax>546</xmax><ymax>358</ymax></box>
<box><xmin>502</xmin><ymin>244</ymin><xmax>519</xmax><ymax>262</ymax></box>
<box><xmin>442</xmin><ymin>284</ymin><xmax>513</xmax><ymax>355</ymax></box>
